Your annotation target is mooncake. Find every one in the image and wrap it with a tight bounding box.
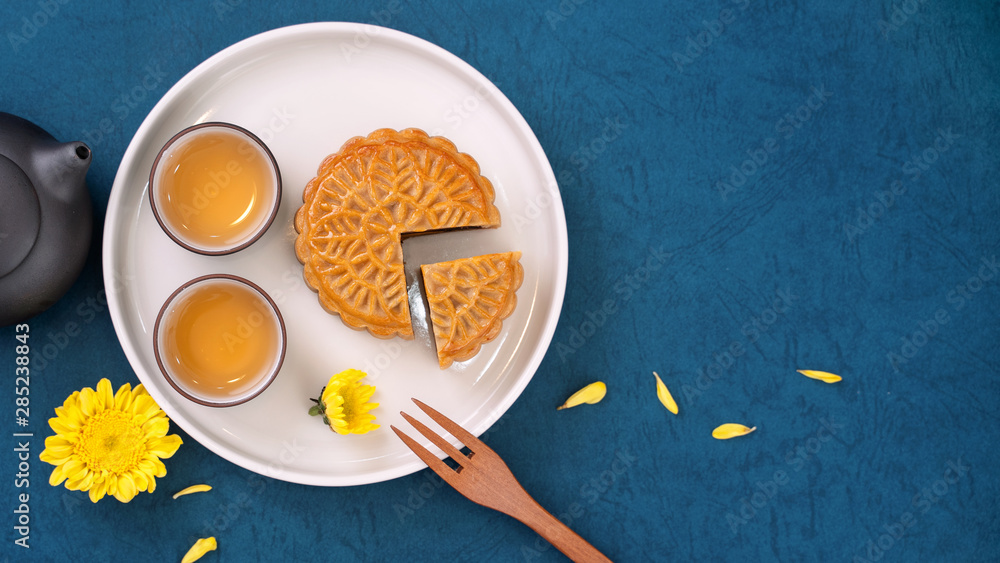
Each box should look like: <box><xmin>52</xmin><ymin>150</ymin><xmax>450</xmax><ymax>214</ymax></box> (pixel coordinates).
<box><xmin>295</xmin><ymin>128</ymin><xmax>501</xmax><ymax>339</ymax></box>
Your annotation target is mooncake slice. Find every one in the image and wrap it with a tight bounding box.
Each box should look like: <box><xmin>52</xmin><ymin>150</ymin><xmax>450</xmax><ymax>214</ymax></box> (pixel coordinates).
<box><xmin>294</xmin><ymin>128</ymin><xmax>501</xmax><ymax>339</ymax></box>
<box><xmin>421</xmin><ymin>251</ymin><xmax>523</xmax><ymax>369</ymax></box>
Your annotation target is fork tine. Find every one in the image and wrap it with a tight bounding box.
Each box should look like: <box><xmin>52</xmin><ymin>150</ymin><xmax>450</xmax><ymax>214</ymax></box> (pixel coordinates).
<box><xmin>399</xmin><ymin>411</ymin><xmax>469</xmax><ymax>468</ymax></box>
<box><xmin>390</xmin><ymin>425</ymin><xmax>462</xmax><ymax>487</ymax></box>
<box><xmin>398</xmin><ymin>403</ymin><xmax>612</xmax><ymax>562</ymax></box>
<box><xmin>411</xmin><ymin>398</ymin><xmax>484</xmax><ymax>452</ymax></box>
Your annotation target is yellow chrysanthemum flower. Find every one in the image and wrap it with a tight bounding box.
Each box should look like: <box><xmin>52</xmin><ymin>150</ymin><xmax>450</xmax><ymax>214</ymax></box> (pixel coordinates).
<box><xmin>39</xmin><ymin>378</ymin><xmax>183</xmax><ymax>503</ymax></box>
<box><xmin>309</xmin><ymin>369</ymin><xmax>379</xmax><ymax>435</ymax></box>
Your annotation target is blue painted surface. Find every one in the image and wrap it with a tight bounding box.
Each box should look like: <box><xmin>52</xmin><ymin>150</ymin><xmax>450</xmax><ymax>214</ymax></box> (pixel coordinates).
<box><xmin>1</xmin><ymin>1</ymin><xmax>998</xmax><ymax>561</ymax></box>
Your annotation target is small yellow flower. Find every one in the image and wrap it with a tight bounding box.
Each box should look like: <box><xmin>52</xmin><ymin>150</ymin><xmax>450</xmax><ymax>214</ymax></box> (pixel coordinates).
<box><xmin>182</xmin><ymin>537</ymin><xmax>217</xmax><ymax>563</ymax></box>
<box><xmin>653</xmin><ymin>372</ymin><xmax>678</xmax><ymax>415</ymax></box>
<box><xmin>557</xmin><ymin>381</ymin><xmax>607</xmax><ymax>410</ymax></box>
<box><xmin>797</xmin><ymin>370</ymin><xmax>842</xmax><ymax>383</ymax></box>
<box><xmin>309</xmin><ymin>369</ymin><xmax>379</xmax><ymax>435</ymax></box>
<box><xmin>173</xmin><ymin>484</ymin><xmax>212</xmax><ymax>499</ymax></box>
<box><xmin>39</xmin><ymin>378</ymin><xmax>182</xmax><ymax>503</ymax></box>
<box><xmin>712</xmin><ymin>423</ymin><xmax>757</xmax><ymax>440</ymax></box>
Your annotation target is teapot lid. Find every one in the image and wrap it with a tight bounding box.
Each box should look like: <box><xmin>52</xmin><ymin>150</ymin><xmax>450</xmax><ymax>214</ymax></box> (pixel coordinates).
<box><xmin>0</xmin><ymin>154</ymin><xmax>40</xmax><ymax>278</ymax></box>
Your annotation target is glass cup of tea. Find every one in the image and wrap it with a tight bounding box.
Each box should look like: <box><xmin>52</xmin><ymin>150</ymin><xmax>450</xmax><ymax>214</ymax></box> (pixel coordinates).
<box><xmin>149</xmin><ymin>122</ymin><xmax>281</xmax><ymax>255</ymax></box>
<box><xmin>153</xmin><ymin>274</ymin><xmax>286</xmax><ymax>407</ymax></box>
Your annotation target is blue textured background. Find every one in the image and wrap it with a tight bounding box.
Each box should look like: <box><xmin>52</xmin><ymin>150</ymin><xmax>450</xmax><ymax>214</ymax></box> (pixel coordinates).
<box><xmin>2</xmin><ymin>1</ymin><xmax>999</xmax><ymax>561</ymax></box>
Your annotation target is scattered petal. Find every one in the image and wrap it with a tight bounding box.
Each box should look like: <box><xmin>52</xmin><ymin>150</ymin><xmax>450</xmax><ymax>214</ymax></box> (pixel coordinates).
<box><xmin>797</xmin><ymin>370</ymin><xmax>842</xmax><ymax>383</ymax></box>
<box><xmin>557</xmin><ymin>381</ymin><xmax>607</xmax><ymax>410</ymax></box>
<box><xmin>172</xmin><ymin>484</ymin><xmax>213</xmax><ymax>499</ymax></box>
<box><xmin>182</xmin><ymin>537</ymin><xmax>217</xmax><ymax>563</ymax></box>
<box><xmin>712</xmin><ymin>423</ymin><xmax>757</xmax><ymax>440</ymax></box>
<box><xmin>653</xmin><ymin>372</ymin><xmax>678</xmax><ymax>415</ymax></box>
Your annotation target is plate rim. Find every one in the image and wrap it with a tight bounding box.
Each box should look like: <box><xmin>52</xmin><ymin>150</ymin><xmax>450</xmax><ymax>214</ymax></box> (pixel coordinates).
<box><xmin>102</xmin><ymin>22</ymin><xmax>568</xmax><ymax>486</ymax></box>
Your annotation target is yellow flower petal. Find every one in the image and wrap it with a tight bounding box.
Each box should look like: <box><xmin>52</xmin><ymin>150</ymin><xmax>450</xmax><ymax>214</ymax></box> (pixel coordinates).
<box><xmin>96</xmin><ymin>378</ymin><xmax>115</xmax><ymax>410</ymax></box>
<box><xmin>113</xmin><ymin>382</ymin><xmax>133</xmax><ymax>410</ymax></box>
<box><xmin>653</xmin><ymin>372</ymin><xmax>678</xmax><ymax>415</ymax></box>
<box><xmin>173</xmin><ymin>484</ymin><xmax>213</xmax><ymax>499</ymax></box>
<box><xmin>88</xmin><ymin>479</ymin><xmax>107</xmax><ymax>503</ymax></box>
<box><xmin>712</xmin><ymin>423</ymin><xmax>757</xmax><ymax>440</ymax></box>
<box><xmin>132</xmin><ymin>470</ymin><xmax>149</xmax><ymax>493</ymax></box>
<box><xmin>147</xmin><ymin>457</ymin><xmax>167</xmax><ymax>477</ymax></box>
<box><xmin>557</xmin><ymin>381</ymin><xmax>607</xmax><ymax>410</ymax></box>
<box><xmin>48</xmin><ymin>467</ymin><xmax>67</xmax><ymax>487</ymax></box>
<box><xmin>797</xmin><ymin>370</ymin><xmax>842</xmax><ymax>383</ymax></box>
<box><xmin>42</xmin><ymin>444</ymin><xmax>74</xmax><ymax>458</ymax></box>
<box><xmin>129</xmin><ymin>395</ymin><xmax>158</xmax><ymax>419</ymax></box>
<box><xmin>146</xmin><ymin>434</ymin><xmax>183</xmax><ymax>458</ymax></box>
<box><xmin>114</xmin><ymin>473</ymin><xmax>137</xmax><ymax>503</ymax></box>
<box><xmin>69</xmin><ymin>472</ymin><xmax>95</xmax><ymax>491</ymax></box>
<box><xmin>142</xmin><ymin>417</ymin><xmax>170</xmax><ymax>440</ymax></box>
<box><xmin>78</xmin><ymin>387</ymin><xmax>99</xmax><ymax>417</ymax></box>
<box><xmin>60</xmin><ymin>390</ymin><xmax>81</xmax><ymax>411</ymax></box>
<box><xmin>182</xmin><ymin>537</ymin><xmax>217</xmax><ymax>563</ymax></box>
<box><xmin>61</xmin><ymin>459</ymin><xmax>87</xmax><ymax>482</ymax></box>
<box><xmin>48</xmin><ymin>415</ymin><xmax>80</xmax><ymax>435</ymax></box>
<box><xmin>40</xmin><ymin>443</ymin><xmax>68</xmax><ymax>464</ymax></box>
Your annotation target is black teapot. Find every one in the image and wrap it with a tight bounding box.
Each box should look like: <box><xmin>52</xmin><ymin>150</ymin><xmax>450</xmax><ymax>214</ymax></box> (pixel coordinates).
<box><xmin>0</xmin><ymin>113</ymin><xmax>92</xmax><ymax>326</ymax></box>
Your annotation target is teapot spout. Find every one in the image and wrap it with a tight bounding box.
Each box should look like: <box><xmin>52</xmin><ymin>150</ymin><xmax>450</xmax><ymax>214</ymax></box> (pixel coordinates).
<box><xmin>30</xmin><ymin>141</ymin><xmax>92</xmax><ymax>202</ymax></box>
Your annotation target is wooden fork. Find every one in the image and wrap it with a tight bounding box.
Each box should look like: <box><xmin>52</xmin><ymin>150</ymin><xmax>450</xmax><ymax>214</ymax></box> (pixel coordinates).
<box><xmin>391</xmin><ymin>398</ymin><xmax>613</xmax><ymax>563</ymax></box>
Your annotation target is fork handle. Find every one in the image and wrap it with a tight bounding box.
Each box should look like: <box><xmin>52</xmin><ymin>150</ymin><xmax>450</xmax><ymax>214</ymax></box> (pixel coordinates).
<box><xmin>511</xmin><ymin>495</ymin><xmax>613</xmax><ymax>563</ymax></box>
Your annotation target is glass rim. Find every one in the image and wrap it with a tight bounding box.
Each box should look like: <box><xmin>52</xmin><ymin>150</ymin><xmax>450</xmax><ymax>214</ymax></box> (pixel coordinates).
<box><xmin>151</xmin><ymin>273</ymin><xmax>287</xmax><ymax>408</ymax></box>
<box><xmin>147</xmin><ymin>122</ymin><xmax>282</xmax><ymax>256</ymax></box>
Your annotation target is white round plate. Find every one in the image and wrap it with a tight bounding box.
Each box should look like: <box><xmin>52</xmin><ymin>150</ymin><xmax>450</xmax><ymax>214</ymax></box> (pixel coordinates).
<box><xmin>103</xmin><ymin>23</ymin><xmax>567</xmax><ymax>486</ymax></box>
